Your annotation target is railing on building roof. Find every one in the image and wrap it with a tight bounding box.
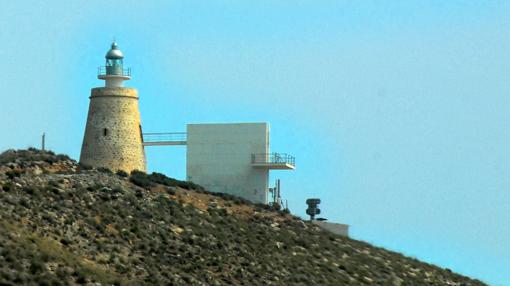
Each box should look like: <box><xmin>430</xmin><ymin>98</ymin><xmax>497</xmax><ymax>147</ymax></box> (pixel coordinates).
<box><xmin>251</xmin><ymin>153</ymin><xmax>295</xmax><ymax>169</ymax></box>
<box><xmin>97</xmin><ymin>66</ymin><xmax>131</xmax><ymax>77</ymax></box>
<box><xmin>142</xmin><ymin>132</ymin><xmax>187</xmax><ymax>146</ymax></box>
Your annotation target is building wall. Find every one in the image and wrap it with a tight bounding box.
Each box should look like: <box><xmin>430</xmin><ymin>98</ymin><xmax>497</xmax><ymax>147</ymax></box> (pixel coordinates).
<box><xmin>186</xmin><ymin>123</ymin><xmax>269</xmax><ymax>203</ymax></box>
<box><xmin>80</xmin><ymin>87</ymin><xmax>146</xmax><ymax>173</ymax></box>
<box><xmin>312</xmin><ymin>221</ymin><xmax>349</xmax><ymax>237</ymax></box>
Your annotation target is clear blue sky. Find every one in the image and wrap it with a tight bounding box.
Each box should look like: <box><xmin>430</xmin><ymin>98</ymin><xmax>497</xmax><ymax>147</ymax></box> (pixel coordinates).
<box><xmin>1</xmin><ymin>1</ymin><xmax>508</xmax><ymax>284</ymax></box>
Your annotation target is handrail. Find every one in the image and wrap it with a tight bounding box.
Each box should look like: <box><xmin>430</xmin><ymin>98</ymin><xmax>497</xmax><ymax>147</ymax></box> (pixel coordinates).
<box><xmin>252</xmin><ymin>153</ymin><xmax>295</xmax><ymax>166</ymax></box>
<box><xmin>142</xmin><ymin>132</ymin><xmax>187</xmax><ymax>143</ymax></box>
<box><xmin>97</xmin><ymin>66</ymin><xmax>131</xmax><ymax>77</ymax></box>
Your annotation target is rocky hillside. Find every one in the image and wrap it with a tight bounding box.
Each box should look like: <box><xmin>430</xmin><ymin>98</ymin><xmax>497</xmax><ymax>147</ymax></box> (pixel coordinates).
<box><xmin>0</xmin><ymin>149</ymin><xmax>486</xmax><ymax>285</ymax></box>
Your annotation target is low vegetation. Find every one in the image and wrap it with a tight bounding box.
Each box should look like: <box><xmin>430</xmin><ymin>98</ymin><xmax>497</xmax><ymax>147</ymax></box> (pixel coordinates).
<box><xmin>0</xmin><ymin>149</ymin><xmax>487</xmax><ymax>285</ymax></box>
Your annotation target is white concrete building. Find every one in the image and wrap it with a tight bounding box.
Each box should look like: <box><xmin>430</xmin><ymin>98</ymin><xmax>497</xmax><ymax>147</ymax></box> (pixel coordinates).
<box><xmin>143</xmin><ymin>122</ymin><xmax>295</xmax><ymax>204</ymax></box>
<box><xmin>312</xmin><ymin>221</ymin><xmax>349</xmax><ymax>237</ymax></box>
<box><xmin>186</xmin><ymin>123</ymin><xmax>294</xmax><ymax>203</ymax></box>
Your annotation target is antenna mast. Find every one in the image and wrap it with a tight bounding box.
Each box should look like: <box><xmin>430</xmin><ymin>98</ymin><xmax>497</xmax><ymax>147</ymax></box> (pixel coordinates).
<box><xmin>41</xmin><ymin>132</ymin><xmax>46</xmax><ymax>151</ymax></box>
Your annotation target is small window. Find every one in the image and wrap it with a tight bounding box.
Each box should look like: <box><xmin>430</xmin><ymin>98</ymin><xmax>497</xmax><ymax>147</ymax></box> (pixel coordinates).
<box><xmin>103</xmin><ymin>128</ymin><xmax>108</xmax><ymax>136</ymax></box>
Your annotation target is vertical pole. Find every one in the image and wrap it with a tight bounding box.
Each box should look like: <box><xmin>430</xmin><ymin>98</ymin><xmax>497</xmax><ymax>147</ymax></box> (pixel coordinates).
<box><xmin>276</xmin><ymin>179</ymin><xmax>281</xmax><ymax>205</ymax></box>
<box><xmin>42</xmin><ymin>132</ymin><xmax>46</xmax><ymax>151</ymax></box>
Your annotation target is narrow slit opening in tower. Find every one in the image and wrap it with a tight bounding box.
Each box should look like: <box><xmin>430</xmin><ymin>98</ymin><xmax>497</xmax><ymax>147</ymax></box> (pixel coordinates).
<box><xmin>103</xmin><ymin>128</ymin><xmax>108</xmax><ymax>136</ymax></box>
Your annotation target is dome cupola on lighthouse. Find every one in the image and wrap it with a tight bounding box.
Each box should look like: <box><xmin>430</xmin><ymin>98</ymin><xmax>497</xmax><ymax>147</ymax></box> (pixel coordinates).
<box><xmin>98</xmin><ymin>41</ymin><xmax>131</xmax><ymax>87</ymax></box>
<box><xmin>105</xmin><ymin>42</ymin><xmax>124</xmax><ymax>59</ymax></box>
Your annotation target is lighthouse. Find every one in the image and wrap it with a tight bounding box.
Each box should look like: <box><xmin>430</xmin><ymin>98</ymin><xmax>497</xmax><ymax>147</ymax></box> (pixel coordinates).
<box><xmin>79</xmin><ymin>42</ymin><xmax>147</xmax><ymax>173</ymax></box>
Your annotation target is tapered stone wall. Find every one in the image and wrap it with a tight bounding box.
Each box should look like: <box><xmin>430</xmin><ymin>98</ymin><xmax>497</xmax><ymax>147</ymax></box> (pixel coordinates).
<box><xmin>80</xmin><ymin>87</ymin><xmax>146</xmax><ymax>173</ymax></box>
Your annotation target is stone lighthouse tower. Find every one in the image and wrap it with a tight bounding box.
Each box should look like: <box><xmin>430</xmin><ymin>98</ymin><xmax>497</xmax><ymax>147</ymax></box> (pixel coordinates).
<box><xmin>79</xmin><ymin>42</ymin><xmax>147</xmax><ymax>173</ymax></box>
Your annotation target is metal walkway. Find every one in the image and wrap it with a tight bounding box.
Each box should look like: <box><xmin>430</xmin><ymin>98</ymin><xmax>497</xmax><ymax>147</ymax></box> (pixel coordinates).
<box><xmin>142</xmin><ymin>132</ymin><xmax>187</xmax><ymax>146</ymax></box>
<box><xmin>251</xmin><ymin>153</ymin><xmax>296</xmax><ymax>170</ymax></box>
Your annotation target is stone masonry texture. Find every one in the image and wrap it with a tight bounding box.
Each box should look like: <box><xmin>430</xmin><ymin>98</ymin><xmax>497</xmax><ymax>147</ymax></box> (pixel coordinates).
<box><xmin>80</xmin><ymin>87</ymin><xmax>146</xmax><ymax>173</ymax></box>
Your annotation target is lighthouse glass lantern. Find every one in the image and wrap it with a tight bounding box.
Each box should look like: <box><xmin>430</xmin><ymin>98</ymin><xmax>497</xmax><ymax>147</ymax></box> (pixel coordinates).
<box><xmin>98</xmin><ymin>42</ymin><xmax>131</xmax><ymax>87</ymax></box>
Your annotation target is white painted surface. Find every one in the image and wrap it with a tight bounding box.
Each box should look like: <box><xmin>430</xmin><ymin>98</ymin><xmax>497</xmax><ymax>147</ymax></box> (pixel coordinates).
<box><xmin>98</xmin><ymin>75</ymin><xmax>130</xmax><ymax>87</ymax></box>
<box><xmin>105</xmin><ymin>78</ymin><xmax>124</xmax><ymax>87</ymax></box>
<box><xmin>186</xmin><ymin>123</ymin><xmax>270</xmax><ymax>203</ymax></box>
<box><xmin>252</xmin><ymin>162</ymin><xmax>295</xmax><ymax>169</ymax></box>
<box><xmin>312</xmin><ymin>221</ymin><xmax>349</xmax><ymax>237</ymax></box>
